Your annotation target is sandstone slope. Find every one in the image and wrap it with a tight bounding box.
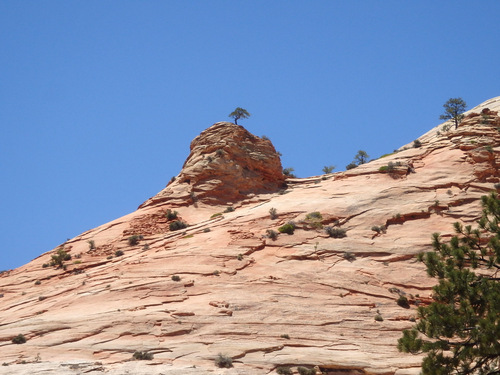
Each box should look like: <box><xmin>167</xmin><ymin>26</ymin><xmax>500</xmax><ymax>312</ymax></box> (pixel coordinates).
<box><xmin>1</xmin><ymin>97</ymin><xmax>499</xmax><ymax>375</ymax></box>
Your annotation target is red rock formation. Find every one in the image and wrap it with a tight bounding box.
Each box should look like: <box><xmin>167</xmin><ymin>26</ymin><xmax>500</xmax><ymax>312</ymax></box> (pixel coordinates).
<box><xmin>140</xmin><ymin>122</ymin><xmax>286</xmax><ymax>208</ymax></box>
<box><xmin>0</xmin><ymin>97</ymin><xmax>499</xmax><ymax>375</ymax></box>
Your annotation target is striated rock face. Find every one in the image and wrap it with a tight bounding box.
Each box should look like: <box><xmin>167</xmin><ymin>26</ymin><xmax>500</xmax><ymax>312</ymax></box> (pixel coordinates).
<box><xmin>140</xmin><ymin>122</ymin><xmax>286</xmax><ymax>208</ymax></box>
<box><xmin>0</xmin><ymin>97</ymin><xmax>499</xmax><ymax>375</ymax></box>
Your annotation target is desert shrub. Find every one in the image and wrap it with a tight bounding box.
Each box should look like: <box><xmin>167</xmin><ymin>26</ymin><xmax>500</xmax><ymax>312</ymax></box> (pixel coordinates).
<box><xmin>132</xmin><ymin>351</ymin><xmax>153</xmax><ymax>360</ymax></box>
<box><xmin>50</xmin><ymin>247</ymin><xmax>71</xmax><ymax>268</ymax></box>
<box><xmin>165</xmin><ymin>209</ymin><xmax>178</xmax><ymax>220</ymax></box>
<box><xmin>343</xmin><ymin>252</ymin><xmax>356</xmax><ymax>262</ymax></box>
<box><xmin>215</xmin><ymin>149</ymin><xmax>224</xmax><ymax>157</ymax></box>
<box><xmin>211</xmin><ymin>212</ymin><xmax>223</xmax><ymax>219</ymax></box>
<box><xmin>237</xmin><ymin>254</ymin><xmax>243</xmax><ymax>261</ymax></box>
<box><xmin>107</xmin><ymin>255</ymin><xmax>113</xmax><ymax>260</ymax></box>
<box><xmin>325</xmin><ymin>226</ymin><xmax>347</xmax><ymax>238</ymax></box>
<box><xmin>169</xmin><ymin>220</ymin><xmax>187</xmax><ymax>231</ymax></box>
<box><xmin>322</xmin><ymin>165</ymin><xmax>335</xmax><ymax>174</ymax></box>
<box><xmin>224</xmin><ymin>206</ymin><xmax>235</xmax><ymax>213</ymax></box>
<box><xmin>171</xmin><ymin>275</ymin><xmax>181</xmax><ymax>282</ymax></box>
<box><xmin>283</xmin><ymin>167</ymin><xmax>296</xmax><ymax>178</ymax></box>
<box><xmin>375</xmin><ymin>314</ymin><xmax>384</xmax><ymax>322</ymax></box>
<box><xmin>115</xmin><ymin>250</ymin><xmax>124</xmax><ymax>257</ymax></box>
<box><xmin>269</xmin><ymin>207</ymin><xmax>278</xmax><ymax>219</ymax></box>
<box><xmin>280</xmin><ymin>334</ymin><xmax>290</xmax><ymax>339</ymax></box>
<box><xmin>278</xmin><ymin>222</ymin><xmax>295</xmax><ymax>235</ymax></box>
<box><xmin>214</xmin><ymin>353</ymin><xmax>233</xmax><ymax>368</ymax></box>
<box><xmin>128</xmin><ymin>235</ymin><xmax>143</xmax><ymax>246</ymax></box>
<box><xmin>298</xmin><ymin>367</ymin><xmax>317</xmax><ymax>375</ymax></box>
<box><xmin>266</xmin><ymin>229</ymin><xmax>279</xmax><ymax>240</ymax></box>
<box><xmin>371</xmin><ymin>225</ymin><xmax>387</xmax><ymax>234</ymax></box>
<box><xmin>346</xmin><ymin>162</ymin><xmax>358</xmax><ymax>170</ymax></box>
<box><xmin>276</xmin><ymin>366</ymin><xmax>292</xmax><ymax>375</ymax></box>
<box><xmin>413</xmin><ymin>139</ymin><xmax>422</xmax><ymax>148</ymax></box>
<box><xmin>397</xmin><ymin>295</ymin><xmax>410</xmax><ymax>308</ymax></box>
<box><xmin>34</xmin><ymin>280</ymin><xmax>41</xmax><ymax>285</ymax></box>
<box><xmin>87</xmin><ymin>240</ymin><xmax>95</xmax><ymax>250</ymax></box>
<box><xmin>11</xmin><ymin>334</ymin><xmax>26</xmax><ymax>344</ymax></box>
<box><xmin>203</xmin><ymin>228</ymin><xmax>211</xmax><ymax>233</ymax></box>
<box><xmin>306</xmin><ymin>211</ymin><xmax>322</xmax><ymax>220</ymax></box>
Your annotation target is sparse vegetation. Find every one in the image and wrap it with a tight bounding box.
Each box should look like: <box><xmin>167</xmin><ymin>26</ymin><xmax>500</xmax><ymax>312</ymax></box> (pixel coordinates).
<box><xmin>343</xmin><ymin>251</ymin><xmax>356</xmax><ymax>262</ymax></box>
<box><xmin>128</xmin><ymin>235</ymin><xmax>143</xmax><ymax>246</ymax></box>
<box><xmin>165</xmin><ymin>209</ymin><xmax>178</xmax><ymax>220</ymax></box>
<box><xmin>283</xmin><ymin>167</ymin><xmax>296</xmax><ymax>178</ymax></box>
<box><xmin>413</xmin><ymin>139</ymin><xmax>422</xmax><ymax>148</ymax></box>
<box><xmin>397</xmin><ymin>295</ymin><xmax>410</xmax><ymax>308</ymax></box>
<box><xmin>169</xmin><ymin>220</ymin><xmax>188</xmax><ymax>231</ymax></box>
<box><xmin>280</xmin><ymin>334</ymin><xmax>290</xmax><ymax>339</ymax></box>
<box><xmin>11</xmin><ymin>334</ymin><xmax>26</xmax><ymax>344</ymax></box>
<box><xmin>266</xmin><ymin>229</ymin><xmax>279</xmax><ymax>240</ymax></box>
<box><xmin>371</xmin><ymin>225</ymin><xmax>387</xmax><ymax>234</ymax></box>
<box><xmin>276</xmin><ymin>366</ymin><xmax>293</xmax><ymax>375</ymax></box>
<box><xmin>211</xmin><ymin>212</ymin><xmax>223</xmax><ymax>219</ymax></box>
<box><xmin>34</xmin><ymin>280</ymin><xmax>41</xmax><ymax>285</ymax></box>
<box><xmin>375</xmin><ymin>314</ymin><xmax>384</xmax><ymax>322</ymax></box>
<box><xmin>223</xmin><ymin>206</ymin><xmax>235</xmax><ymax>213</ymax></box>
<box><xmin>278</xmin><ymin>222</ymin><xmax>296</xmax><ymax>235</ymax></box>
<box><xmin>87</xmin><ymin>240</ymin><xmax>95</xmax><ymax>250</ymax></box>
<box><xmin>132</xmin><ymin>351</ymin><xmax>153</xmax><ymax>360</ymax></box>
<box><xmin>322</xmin><ymin>165</ymin><xmax>335</xmax><ymax>174</ymax></box>
<box><xmin>171</xmin><ymin>275</ymin><xmax>181</xmax><ymax>282</ymax></box>
<box><xmin>305</xmin><ymin>211</ymin><xmax>323</xmax><ymax>229</ymax></box>
<box><xmin>269</xmin><ymin>207</ymin><xmax>278</xmax><ymax>219</ymax></box>
<box><xmin>325</xmin><ymin>226</ymin><xmax>347</xmax><ymax>238</ymax></box>
<box><xmin>298</xmin><ymin>367</ymin><xmax>316</xmax><ymax>375</ymax></box>
<box><xmin>50</xmin><ymin>247</ymin><xmax>72</xmax><ymax>268</ymax></box>
<box><xmin>214</xmin><ymin>353</ymin><xmax>233</xmax><ymax>368</ymax></box>
<box><xmin>115</xmin><ymin>250</ymin><xmax>124</xmax><ymax>257</ymax></box>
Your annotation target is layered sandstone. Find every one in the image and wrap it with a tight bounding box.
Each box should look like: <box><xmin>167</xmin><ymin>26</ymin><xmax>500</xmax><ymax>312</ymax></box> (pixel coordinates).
<box><xmin>139</xmin><ymin>122</ymin><xmax>286</xmax><ymax>208</ymax></box>
<box><xmin>0</xmin><ymin>97</ymin><xmax>499</xmax><ymax>375</ymax></box>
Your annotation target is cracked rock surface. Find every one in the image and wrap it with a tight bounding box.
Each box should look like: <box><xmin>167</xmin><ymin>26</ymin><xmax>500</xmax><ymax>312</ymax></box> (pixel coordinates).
<box><xmin>1</xmin><ymin>97</ymin><xmax>500</xmax><ymax>375</ymax></box>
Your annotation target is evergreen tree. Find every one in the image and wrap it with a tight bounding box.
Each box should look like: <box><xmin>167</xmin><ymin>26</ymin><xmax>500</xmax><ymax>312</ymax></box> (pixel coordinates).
<box><xmin>440</xmin><ymin>98</ymin><xmax>467</xmax><ymax>129</ymax></box>
<box><xmin>398</xmin><ymin>192</ymin><xmax>500</xmax><ymax>375</ymax></box>
<box><xmin>228</xmin><ymin>107</ymin><xmax>251</xmax><ymax>125</ymax></box>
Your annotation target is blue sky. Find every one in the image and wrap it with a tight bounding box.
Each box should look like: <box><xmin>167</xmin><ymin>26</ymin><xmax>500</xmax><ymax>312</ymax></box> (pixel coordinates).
<box><xmin>1</xmin><ymin>1</ymin><xmax>499</xmax><ymax>271</ymax></box>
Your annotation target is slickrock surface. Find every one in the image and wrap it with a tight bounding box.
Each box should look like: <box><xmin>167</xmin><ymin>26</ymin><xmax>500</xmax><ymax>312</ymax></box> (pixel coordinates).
<box><xmin>1</xmin><ymin>98</ymin><xmax>499</xmax><ymax>375</ymax></box>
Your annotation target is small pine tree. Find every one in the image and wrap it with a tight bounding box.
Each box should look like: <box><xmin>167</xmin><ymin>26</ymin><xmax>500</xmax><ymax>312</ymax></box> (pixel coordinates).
<box><xmin>440</xmin><ymin>98</ymin><xmax>467</xmax><ymax>129</ymax></box>
<box><xmin>398</xmin><ymin>192</ymin><xmax>500</xmax><ymax>375</ymax></box>
<box><xmin>228</xmin><ymin>107</ymin><xmax>251</xmax><ymax>125</ymax></box>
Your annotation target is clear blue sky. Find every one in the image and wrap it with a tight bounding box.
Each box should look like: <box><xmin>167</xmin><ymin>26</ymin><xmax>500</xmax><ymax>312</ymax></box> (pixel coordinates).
<box><xmin>1</xmin><ymin>1</ymin><xmax>499</xmax><ymax>271</ymax></box>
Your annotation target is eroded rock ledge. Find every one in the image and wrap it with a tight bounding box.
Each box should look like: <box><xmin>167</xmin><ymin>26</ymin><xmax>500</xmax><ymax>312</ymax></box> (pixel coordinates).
<box><xmin>140</xmin><ymin>122</ymin><xmax>285</xmax><ymax>208</ymax></box>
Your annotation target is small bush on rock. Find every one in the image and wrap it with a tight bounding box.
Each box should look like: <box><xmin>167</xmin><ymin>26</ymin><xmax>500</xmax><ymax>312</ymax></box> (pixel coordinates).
<box><xmin>276</xmin><ymin>366</ymin><xmax>292</xmax><ymax>375</ymax></box>
<box><xmin>132</xmin><ymin>351</ymin><xmax>153</xmax><ymax>360</ymax></box>
<box><xmin>214</xmin><ymin>353</ymin><xmax>233</xmax><ymax>368</ymax></box>
<box><xmin>325</xmin><ymin>226</ymin><xmax>347</xmax><ymax>238</ymax></box>
<box><xmin>165</xmin><ymin>209</ymin><xmax>178</xmax><ymax>220</ymax></box>
<box><xmin>298</xmin><ymin>367</ymin><xmax>317</xmax><ymax>375</ymax></box>
<box><xmin>266</xmin><ymin>229</ymin><xmax>279</xmax><ymax>240</ymax></box>
<box><xmin>169</xmin><ymin>220</ymin><xmax>187</xmax><ymax>231</ymax></box>
<box><xmin>278</xmin><ymin>222</ymin><xmax>296</xmax><ymax>235</ymax></box>
<box><xmin>128</xmin><ymin>235</ymin><xmax>143</xmax><ymax>246</ymax></box>
<box><xmin>11</xmin><ymin>334</ymin><xmax>26</xmax><ymax>344</ymax></box>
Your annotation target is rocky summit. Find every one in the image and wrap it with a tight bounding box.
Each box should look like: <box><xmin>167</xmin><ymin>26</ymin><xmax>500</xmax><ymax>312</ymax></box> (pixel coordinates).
<box><xmin>0</xmin><ymin>97</ymin><xmax>499</xmax><ymax>375</ymax></box>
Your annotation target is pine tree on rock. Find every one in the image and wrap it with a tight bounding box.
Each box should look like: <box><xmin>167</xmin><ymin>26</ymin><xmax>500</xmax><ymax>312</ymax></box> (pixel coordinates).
<box><xmin>398</xmin><ymin>192</ymin><xmax>500</xmax><ymax>375</ymax></box>
<box><xmin>228</xmin><ymin>107</ymin><xmax>251</xmax><ymax>125</ymax></box>
<box><xmin>440</xmin><ymin>98</ymin><xmax>467</xmax><ymax>129</ymax></box>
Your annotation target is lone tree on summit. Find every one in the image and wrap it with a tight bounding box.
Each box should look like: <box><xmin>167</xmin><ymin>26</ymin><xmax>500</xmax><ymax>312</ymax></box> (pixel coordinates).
<box><xmin>440</xmin><ymin>98</ymin><xmax>467</xmax><ymax>129</ymax></box>
<box><xmin>229</xmin><ymin>107</ymin><xmax>251</xmax><ymax>125</ymax></box>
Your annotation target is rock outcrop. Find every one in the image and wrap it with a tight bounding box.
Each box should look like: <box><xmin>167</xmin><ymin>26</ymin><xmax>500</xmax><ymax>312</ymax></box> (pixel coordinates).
<box><xmin>139</xmin><ymin>122</ymin><xmax>286</xmax><ymax>208</ymax></box>
<box><xmin>0</xmin><ymin>97</ymin><xmax>499</xmax><ymax>375</ymax></box>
